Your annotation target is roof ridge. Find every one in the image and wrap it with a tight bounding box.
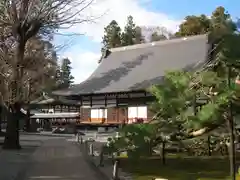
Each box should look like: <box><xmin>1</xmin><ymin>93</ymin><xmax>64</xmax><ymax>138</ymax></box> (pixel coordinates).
<box><xmin>110</xmin><ymin>34</ymin><xmax>207</xmax><ymax>52</ymax></box>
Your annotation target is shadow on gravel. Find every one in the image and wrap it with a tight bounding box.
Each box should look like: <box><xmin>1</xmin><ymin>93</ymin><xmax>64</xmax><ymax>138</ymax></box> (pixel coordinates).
<box><xmin>0</xmin><ymin>140</ymin><xmax>42</xmax><ymax>151</ymax></box>
<box><xmin>0</xmin><ymin>144</ymin><xmax>41</xmax><ymax>180</ymax></box>
<box><xmin>23</xmin><ymin>156</ymin><xmax>100</xmax><ymax>180</ymax></box>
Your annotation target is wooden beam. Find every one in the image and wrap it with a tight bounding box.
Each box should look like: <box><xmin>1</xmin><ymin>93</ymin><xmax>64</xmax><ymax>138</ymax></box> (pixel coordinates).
<box><xmin>80</xmin><ymin>96</ymin><xmax>83</xmax><ymax>106</ymax></box>
<box><xmin>104</xmin><ymin>95</ymin><xmax>107</xmax><ymax>107</ymax></box>
<box><xmin>116</xmin><ymin>95</ymin><xmax>119</xmax><ymax>123</ymax></box>
<box><xmin>144</xmin><ymin>92</ymin><xmax>147</xmax><ymax>105</ymax></box>
<box><xmin>90</xmin><ymin>96</ymin><xmax>92</xmax><ymax>107</ymax></box>
<box><xmin>90</xmin><ymin>96</ymin><xmax>92</xmax><ymax>122</ymax></box>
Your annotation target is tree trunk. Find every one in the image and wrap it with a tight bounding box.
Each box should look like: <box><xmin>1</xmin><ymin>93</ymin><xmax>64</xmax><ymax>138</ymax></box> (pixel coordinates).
<box><xmin>227</xmin><ymin>66</ymin><xmax>236</xmax><ymax>180</ymax></box>
<box><xmin>3</xmin><ymin>40</ymin><xmax>26</xmax><ymax>150</ymax></box>
<box><xmin>0</xmin><ymin>106</ymin><xmax>2</xmax><ymax>135</ymax></box>
<box><xmin>228</xmin><ymin>109</ymin><xmax>236</xmax><ymax>180</ymax></box>
<box><xmin>25</xmin><ymin>80</ymin><xmax>31</xmax><ymax>132</ymax></box>
<box><xmin>25</xmin><ymin>107</ymin><xmax>31</xmax><ymax>132</ymax></box>
<box><xmin>207</xmin><ymin>136</ymin><xmax>211</xmax><ymax>156</ymax></box>
<box><xmin>3</xmin><ymin>105</ymin><xmax>21</xmax><ymax>149</ymax></box>
<box><xmin>0</xmin><ymin>107</ymin><xmax>2</xmax><ymax>133</ymax></box>
<box><xmin>161</xmin><ymin>141</ymin><xmax>166</xmax><ymax>165</ymax></box>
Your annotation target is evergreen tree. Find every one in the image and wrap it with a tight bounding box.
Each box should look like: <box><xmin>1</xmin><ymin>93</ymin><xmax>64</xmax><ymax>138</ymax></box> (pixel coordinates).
<box><xmin>0</xmin><ymin>0</ymin><xmax>94</xmax><ymax>150</ymax></box>
<box><xmin>150</xmin><ymin>32</ymin><xmax>167</xmax><ymax>42</ymax></box>
<box><xmin>101</xmin><ymin>16</ymin><xmax>145</xmax><ymax>56</ymax></box>
<box><xmin>121</xmin><ymin>16</ymin><xmax>145</xmax><ymax>45</ymax></box>
<box><xmin>135</xmin><ymin>26</ymin><xmax>145</xmax><ymax>44</ymax></box>
<box><xmin>175</xmin><ymin>6</ymin><xmax>236</xmax><ymax>38</ymax></box>
<box><xmin>102</xmin><ymin>20</ymin><xmax>122</xmax><ymax>50</ymax></box>
<box><xmin>154</xmin><ymin>6</ymin><xmax>239</xmax><ymax>179</ymax></box>
<box><xmin>121</xmin><ymin>16</ymin><xmax>137</xmax><ymax>46</ymax></box>
<box><xmin>53</xmin><ymin>66</ymin><xmax>62</xmax><ymax>89</ymax></box>
<box><xmin>59</xmin><ymin>58</ymin><xmax>74</xmax><ymax>89</ymax></box>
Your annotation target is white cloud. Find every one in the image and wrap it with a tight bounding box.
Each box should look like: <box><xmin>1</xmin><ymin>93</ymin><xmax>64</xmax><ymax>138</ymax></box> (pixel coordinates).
<box><xmin>62</xmin><ymin>0</ymin><xmax>181</xmax><ymax>42</ymax></box>
<box><xmin>58</xmin><ymin>0</ymin><xmax>182</xmax><ymax>83</ymax></box>
<box><xmin>60</xmin><ymin>50</ymin><xmax>100</xmax><ymax>83</ymax></box>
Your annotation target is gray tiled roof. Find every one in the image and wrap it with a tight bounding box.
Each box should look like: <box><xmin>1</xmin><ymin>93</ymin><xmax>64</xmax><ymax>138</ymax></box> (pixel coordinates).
<box><xmin>53</xmin><ymin>34</ymin><xmax>210</xmax><ymax>96</ymax></box>
<box><xmin>30</xmin><ymin>93</ymin><xmax>79</xmax><ymax>105</ymax></box>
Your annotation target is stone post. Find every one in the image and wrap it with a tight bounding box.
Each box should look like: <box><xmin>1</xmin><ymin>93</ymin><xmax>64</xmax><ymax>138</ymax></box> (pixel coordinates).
<box><xmin>112</xmin><ymin>159</ymin><xmax>119</xmax><ymax>180</ymax></box>
<box><xmin>76</xmin><ymin>132</ymin><xmax>80</xmax><ymax>143</ymax></box>
<box><xmin>89</xmin><ymin>143</ymin><xmax>94</xmax><ymax>156</ymax></box>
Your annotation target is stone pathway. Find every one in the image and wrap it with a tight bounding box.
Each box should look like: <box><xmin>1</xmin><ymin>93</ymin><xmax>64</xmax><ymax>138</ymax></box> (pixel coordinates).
<box><xmin>23</xmin><ymin>139</ymin><xmax>100</xmax><ymax>180</ymax></box>
<box><xmin>0</xmin><ymin>137</ymin><xmax>42</xmax><ymax>180</ymax></box>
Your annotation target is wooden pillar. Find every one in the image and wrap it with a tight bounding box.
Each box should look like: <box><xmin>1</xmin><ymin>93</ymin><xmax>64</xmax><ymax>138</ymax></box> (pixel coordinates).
<box><xmin>80</xmin><ymin>96</ymin><xmax>83</xmax><ymax>124</ymax></box>
<box><xmin>127</xmin><ymin>93</ymin><xmax>130</xmax><ymax>124</ymax></box>
<box><xmin>78</xmin><ymin>106</ymin><xmax>81</xmax><ymax>124</ymax></box>
<box><xmin>125</xmin><ymin>106</ymin><xmax>128</xmax><ymax>126</ymax></box>
<box><xmin>116</xmin><ymin>94</ymin><xmax>119</xmax><ymax>123</ymax></box>
<box><xmin>105</xmin><ymin>95</ymin><xmax>107</xmax><ymax>123</ymax></box>
<box><xmin>144</xmin><ymin>92</ymin><xmax>147</xmax><ymax>105</ymax></box>
<box><xmin>90</xmin><ymin>96</ymin><xmax>92</xmax><ymax>107</ymax></box>
<box><xmin>105</xmin><ymin>96</ymin><xmax>107</xmax><ymax>107</ymax></box>
<box><xmin>90</xmin><ymin>96</ymin><xmax>92</xmax><ymax>122</ymax></box>
<box><xmin>80</xmin><ymin>96</ymin><xmax>83</xmax><ymax>106</ymax></box>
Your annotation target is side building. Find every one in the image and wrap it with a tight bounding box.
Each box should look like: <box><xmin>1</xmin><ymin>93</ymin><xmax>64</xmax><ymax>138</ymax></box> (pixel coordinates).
<box><xmin>53</xmin><ymin>34</ymin><xmax>211</xmax><ymax>126</ymax></box>
<box><xmin>29</xmin><ymin>93</ymin><xmax>80</xmax><ymax>129</ymax></box>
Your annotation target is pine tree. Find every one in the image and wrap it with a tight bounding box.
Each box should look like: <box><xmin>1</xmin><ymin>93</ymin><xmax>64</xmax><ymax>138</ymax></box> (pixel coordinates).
<box><xmin>121</xmin><ymin>16</ymin><xmax>137</xmax><ymax>46</ymax></box>
<box><xmin>59</xmin><ymin>58</ymin><xmax>74</xmax><ymax>89</ymax></box>
<box><xmin>121</xmin><ymin>16</ymin><xmax>145</xmax><ymax>46</ymax></box>
<box><xmin>135</xmin><ymin>26</ymin><xmax>145</xmax><ymax>44</ymax></box>
<box><xmin>102</xmin><ymin>20</ymin><xmax>122</xmax><ymax>50</ymax></box>
<box><xmin>101</xmin><ymin>16</ymin><xmax>145</xmax><ymax>56</ymax></box>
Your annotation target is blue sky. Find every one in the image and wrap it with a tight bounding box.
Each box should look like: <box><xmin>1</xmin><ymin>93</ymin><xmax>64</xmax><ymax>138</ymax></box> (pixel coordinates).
<box><xmin>149</xmin><ymin>0</ymin><xmax>240</xmax><ymax>19</ymax></box>
<box><xmin>55</xmin><ymin>0</ymin><xmax>240</xmax><ymax>84</ymax></box>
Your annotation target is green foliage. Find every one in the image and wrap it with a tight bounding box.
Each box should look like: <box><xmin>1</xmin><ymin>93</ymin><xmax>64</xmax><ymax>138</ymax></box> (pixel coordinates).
<box><xmin>210</xmin><ymin>6</ymin><xmax>237</xmax><ymax>40</ymax></box>
<box><xmin>220</xmin><ymin>34</ymin><xmax>240</xmax><ymax>67</ymax></box>
<box><xmin>176</xmin><ymin>14</ymin><xmax>211</xmax><ymax>36</ymax></box>
<box><xmin>105</xmin><ymin>124</ymin><xmax>158</xmax><ymax>159</ymax></box>
<box><xmin>149</xmin><ymin>71</ymin><xmax>193</xmax><ymax>120</ymax></box>
<box><xmin>150</xmin><ymin>32</ymin><xmax>167</xmax><ymax>42</ymax></box>
<box><xmin>104</xmin><ymin>6</ymin><xmax>240</xmax><ymax>160</ymax></box>
<box><xmin>149</xmin><ymin>68</ymin><xmax>236</xmax><ymax>136</ymax></box>
<box><xmin>183</xmin><ymin>135</ymin><xmax>229</xmax><ymax>156</ymax></box>
<box><xmin>56</xmin><ymin>58</ymin><xmax>74</xmax><ymax>89</ymax></box>
<box><xmin>102</xmin><ymin>20</ymin><xmax>122</xmax><ymax>50</ymax></box>
<box><xmin>176</xmin><ymin>6</ymin><xmax>236</xmax><ymax>39</ymax></box>
<box><xmin>121</xmin><ymin>16</ymin><xmax>139</xmax><ymax>46</ymax></box>
<box><xmin>135</xmin><ymin>26</ymin><xmax>145</xmax><ymax>44</ymax></box>
<box><xmin>149</xmin><ymin>10</ymin><xmax>240</xmax><ymax>133</ymax></box>
<box><xmin>101</xmin><ymin>16</ymin><xmax>144</xmax><ymax>53</ymax></box>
